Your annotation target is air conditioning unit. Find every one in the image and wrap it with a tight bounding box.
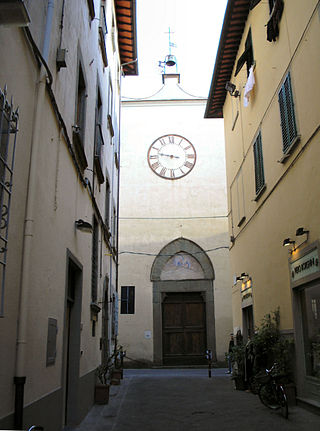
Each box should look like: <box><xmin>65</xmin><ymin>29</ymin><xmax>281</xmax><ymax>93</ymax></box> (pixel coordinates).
<box><xmin>0</xmin><ymin>0</ymin><xmax>30</xmax><ymax>26</ymax></box>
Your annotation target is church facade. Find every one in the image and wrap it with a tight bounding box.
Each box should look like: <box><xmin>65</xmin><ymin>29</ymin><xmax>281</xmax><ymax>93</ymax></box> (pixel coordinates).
<box><xmin>118</xmin><ymin>76</ymin><xmax>232</xmax><ymax>366</ymax></box>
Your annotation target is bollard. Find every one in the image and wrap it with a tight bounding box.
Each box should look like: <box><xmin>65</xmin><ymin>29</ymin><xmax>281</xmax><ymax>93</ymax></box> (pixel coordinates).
<box><xmin>205</xmin><ymin>349</ymin><xmax>213</xmax><ymax>378</ymax></box>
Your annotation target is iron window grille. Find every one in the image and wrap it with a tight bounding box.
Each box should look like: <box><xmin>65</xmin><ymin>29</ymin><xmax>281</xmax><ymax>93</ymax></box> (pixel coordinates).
<box><xmin>253</xmin><ymin>132</ymin><xmax>265</xmax><ymax>196</ymax></box>
<box><xmin>0</xmin><ymin>86</ymin><xmax>19</xmax><ymax>316</ymax></box>
<box><xmin>121</xmin><ymin>286</ymin><xmax>135</xmax><ymax>314</ymax></box>
<box><xmin>278</xmin><ymin>72</ymin><xmax>298</xmax><ymax>154</ymax></box>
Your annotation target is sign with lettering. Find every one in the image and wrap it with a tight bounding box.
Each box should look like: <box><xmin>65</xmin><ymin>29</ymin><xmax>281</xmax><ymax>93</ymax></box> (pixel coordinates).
<box><xmin>290</xmin><ymin>248</ymin><xmax>320</xmax><ymax>282</ymax></box>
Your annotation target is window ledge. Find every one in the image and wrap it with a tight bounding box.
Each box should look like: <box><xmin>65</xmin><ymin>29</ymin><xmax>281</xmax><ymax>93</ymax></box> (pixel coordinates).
<box><xmin>278</xmin><ymin>135</ymin><xmax>301</xmax><ymax>163</ymax></box>
<box><xmin>254</xmin><ymin>184</ymin><xmax>266</xmax><ymax>201</ymax></box>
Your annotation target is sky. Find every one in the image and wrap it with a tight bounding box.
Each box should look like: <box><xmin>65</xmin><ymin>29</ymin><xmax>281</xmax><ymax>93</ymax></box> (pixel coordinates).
<box><xmin>121</xmin><ymin>0</ymin><xmax>228</xmax><ymax>99</ymax></box>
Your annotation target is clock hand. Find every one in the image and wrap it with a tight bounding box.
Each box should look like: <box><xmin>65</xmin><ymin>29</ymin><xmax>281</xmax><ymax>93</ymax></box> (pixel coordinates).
<box><xmin>158</xmin><ymin>153</ymin><xmax>180</xmax><ymax>159</ymax></box>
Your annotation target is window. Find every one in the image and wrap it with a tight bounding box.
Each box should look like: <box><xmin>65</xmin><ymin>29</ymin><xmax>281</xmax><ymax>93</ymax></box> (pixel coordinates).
<box><xmin>107</xmin><ymin>80</ymin><xmax>114</xmax><ymax>138</ymax></box>
<box><xmin>76</xmin><ymin>64</ymin><xmax>86</xmax><ymax>143</ymax></box>
<box><xmin>278</xmin><ymin>73</ymin><xmax>298</xmax><ymax>154</ymax></box>
<box><xmin>99</xmin><ymin>2</ymin><xmax>108</xmax><ymax>67</ymax></box>
<box><xmin>86</xmin><ymin>0</ymin><xmax>95</xmax><ymax>20</ymax></box>
<box><xmin>91</xmin><ymin>217</ymin><xmax>99</xmax><ymax>304</ymax></box>
<box><xmin>94</xmin><ymin>88</ymin><xmax>104</xmax><ymax>183</ymax></box>
<box><xmin>121</xmin><ymin>286</ymin><xmax>135</xmax><ymax>314</ymax></box>
<box><xmin>235</xmin><ymin>29</ymin><xmax>254</xmax><ymax>77</ymax></box>
<box><xmin>111</xmin><ymin>204</ymin><xmax>118</xmax><ymax>251</ymax></box>
<box><xmin>253</xmin><ymin>132</ymin><xmax>265</xmax><ymax>196</ymax></box>
<box><xmin>105</xmin><ymin>178</ymin><xmax>110</xmax><ymax>229</ymax></box>
<box><xmin>73</xmin><ymin>60</ymin><xmax>88</xmax><ymax>168</ymax></box>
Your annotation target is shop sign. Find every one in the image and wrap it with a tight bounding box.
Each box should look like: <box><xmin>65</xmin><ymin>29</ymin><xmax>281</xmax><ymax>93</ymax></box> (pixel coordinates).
<box><xmin>290</xmin><ymin>248</ymin><xmax>319</xmax><ymax>282</ymax></box>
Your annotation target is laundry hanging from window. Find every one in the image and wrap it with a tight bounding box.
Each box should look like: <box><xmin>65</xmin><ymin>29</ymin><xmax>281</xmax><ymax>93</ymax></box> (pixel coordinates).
<box><xmin>244</xmin><ymin>66</ymin><xmax>255</xmax><ymax>107</ymax></box>
<box><xmin>266</xmin><ymin>0</ymin><xmax>284</xmax><ymax>42</ymax></box>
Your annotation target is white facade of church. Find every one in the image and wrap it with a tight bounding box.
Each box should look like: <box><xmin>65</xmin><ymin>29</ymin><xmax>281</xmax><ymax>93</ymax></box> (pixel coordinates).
<box><xmin>118</xmin><ymin>77</ymin><xmax>232</xmax><ymax>366</ymax></box>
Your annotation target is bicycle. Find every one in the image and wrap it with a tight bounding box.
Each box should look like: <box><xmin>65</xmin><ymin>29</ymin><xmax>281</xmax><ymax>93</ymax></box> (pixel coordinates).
<box><xmin>257</xmin><ymin>363</ymin><xmax>288</xmax><ymax>419</ymax></box>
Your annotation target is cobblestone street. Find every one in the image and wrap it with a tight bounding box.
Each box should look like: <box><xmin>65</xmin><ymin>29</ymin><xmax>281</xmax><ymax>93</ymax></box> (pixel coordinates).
<box><xmin>76</xmin><ymin>369</ymin><xmax>320</xmax><ymax>431</ymax></box>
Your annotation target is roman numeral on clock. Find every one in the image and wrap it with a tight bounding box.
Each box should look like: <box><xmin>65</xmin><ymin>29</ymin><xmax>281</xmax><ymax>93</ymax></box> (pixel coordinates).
<box><xmin>184</xmin><ymin>161</ymin><xmax>194</xmax><ymax>169</ymax></box>
<box><xmin>151</xmin><ymin>161</ymin><xmax>160</xmax><ymax>170</ymax></box>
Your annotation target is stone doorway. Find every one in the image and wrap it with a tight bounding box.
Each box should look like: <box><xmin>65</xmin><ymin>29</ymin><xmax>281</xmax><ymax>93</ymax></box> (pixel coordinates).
<box><xmin>151</xmin><ymin>238</ymin><xmax>216</xmax><ymax>365</ymax></box>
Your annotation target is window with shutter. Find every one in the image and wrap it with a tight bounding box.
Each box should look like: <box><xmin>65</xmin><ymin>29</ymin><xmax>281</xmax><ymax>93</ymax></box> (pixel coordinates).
<box><xmin>253</xmin><ymin>132</ymin><xmax>265</xmax><ymax>196</ymax></box>
<box><xmin>278</xmin><ymin>73</ymin><xmax>298</xmax><ymax>154</ymax></box>
<box><xmin>235</xmin><ymin>29</ymin><xmax>254</xmax><ymax>77</ymax></box>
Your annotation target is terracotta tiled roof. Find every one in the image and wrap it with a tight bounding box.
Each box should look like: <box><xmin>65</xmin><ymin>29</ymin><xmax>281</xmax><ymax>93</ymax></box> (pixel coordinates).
<box><xmin>115</xmin><ymin>0</ymin><xmax>138</xmax><ymax>75</ymax></box>
<box><xmin>205</xmin><ymin>0</ymin><xmax>251</xmax><ymax>118</ymax></box>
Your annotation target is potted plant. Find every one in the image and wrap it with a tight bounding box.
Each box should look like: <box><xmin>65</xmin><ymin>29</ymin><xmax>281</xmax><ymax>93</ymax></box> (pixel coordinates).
<box><xmin>251</xmin><ymin>309</ymin><xmax>296</xmax><ymax>404</ymax></box>
<box><xmin>230</xmin><ymin>343</ymin><xmax>247</xmax><ymax>390</ymax></box>
<box><xmin>110</xmin><ymin>345</ymin><xmax>125</xmax><ymax>384</ymax></box>
<box><xmin>94</xmin><ymin>360</ymin><xmax>112</xmax><ymax>404</ymax></box>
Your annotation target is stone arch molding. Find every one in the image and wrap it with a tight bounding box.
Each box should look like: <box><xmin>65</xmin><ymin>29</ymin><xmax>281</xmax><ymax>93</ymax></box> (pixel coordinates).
<box><xmin>150</xmin><ymin>237</ymin><xmax>215</xmax><ymax>281</ymax></box>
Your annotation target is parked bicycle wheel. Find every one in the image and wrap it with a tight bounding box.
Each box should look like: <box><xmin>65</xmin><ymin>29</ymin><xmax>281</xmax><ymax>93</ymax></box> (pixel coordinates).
<box><xmin>258</xmin><ymin>382</ymin><xmax>280</xmax><ymax>410</ymax></box>
<box><xmin>277</xmin><ymin>384</ymin><xmax>288</xmax><ymax>419</ymax></box>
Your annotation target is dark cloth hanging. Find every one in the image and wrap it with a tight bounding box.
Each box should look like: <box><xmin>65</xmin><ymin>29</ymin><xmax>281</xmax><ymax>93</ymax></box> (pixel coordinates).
<box><xmin>267</xmin><ymin>0</ymin><xmax>284</xmax><ymax>42</ymax></box>
<box><xmin>250</xmin><ymin>0</ymin><xmax>262</xmax><ymax>10</ymax></box>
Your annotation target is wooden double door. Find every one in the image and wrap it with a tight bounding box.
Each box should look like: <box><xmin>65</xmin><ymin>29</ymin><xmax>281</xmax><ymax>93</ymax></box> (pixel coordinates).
<box><xmin>162</xmin><ymin>292</ymin><xmax>207</xmax><ymax>365</ymax></box>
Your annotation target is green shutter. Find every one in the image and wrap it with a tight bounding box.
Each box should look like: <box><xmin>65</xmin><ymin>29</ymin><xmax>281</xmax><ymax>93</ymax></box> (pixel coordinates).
<box><xmin>278</xmin><ymin>73</ymin><xmax>297</xmax><ymax>153</ymax></box>
<box><xmin>253</xmin><ymin>132</ymin><xmax>265</xmax><ymax>195</ymax></box>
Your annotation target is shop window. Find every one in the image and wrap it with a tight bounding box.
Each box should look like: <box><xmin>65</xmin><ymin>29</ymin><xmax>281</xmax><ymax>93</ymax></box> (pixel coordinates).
<box><xmin>253</xmin><ymin>132</ymin><xmax>265</xmax><ymax>197</ymax></box>
<box><xmin>301</xmin><ymin>284</ymin><xmax>320</xmax><ymax>379</ymax></box>
<box><xmin>121</xmin><ymin>286</ymin><xmax>135</xmax><ymax>314</ymax></box>
<box><xmin>235</xmin><ymin>29</ymin><xmax>254</xmax><ymax>77</ymax></box>
<box><xmin>278</xmin><ymin>73</ymin><xmax>299</xmax><ymax>155</ymax></box>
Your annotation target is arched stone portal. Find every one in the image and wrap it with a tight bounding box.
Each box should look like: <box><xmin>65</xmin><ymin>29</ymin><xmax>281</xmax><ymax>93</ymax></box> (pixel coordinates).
<box><xmin>151</xmin><ymin>238</ymin><xmax>216</xmax><ymax>365</ymax></box>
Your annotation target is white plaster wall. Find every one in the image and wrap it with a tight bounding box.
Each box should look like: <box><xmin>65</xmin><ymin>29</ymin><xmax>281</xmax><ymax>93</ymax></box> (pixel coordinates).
<box><xmin>118</xmin><ymin>90</ymin><xmax>233</xmax><ymax>364</ymax></box>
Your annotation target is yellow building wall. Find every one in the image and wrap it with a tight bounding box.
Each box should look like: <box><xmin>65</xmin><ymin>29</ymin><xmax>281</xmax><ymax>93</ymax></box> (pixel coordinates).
<box><xmin>223</xmin><ymin>0</ymin><xmax>320</xmax><ymax>332</ymax></box>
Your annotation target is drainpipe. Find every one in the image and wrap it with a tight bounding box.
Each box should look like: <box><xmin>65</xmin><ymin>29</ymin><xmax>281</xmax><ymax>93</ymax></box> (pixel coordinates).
<box><xmin>14</xmin><ymin>1</ymin><xmax>55</xmax><ymax>428</ymax></box>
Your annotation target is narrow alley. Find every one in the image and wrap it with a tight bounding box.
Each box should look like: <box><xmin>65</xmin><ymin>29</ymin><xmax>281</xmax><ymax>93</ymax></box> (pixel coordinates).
<box><xmin>76</xmin><ymin>369</ymin><xmax>320</xmax><ymax>431</ymax></box>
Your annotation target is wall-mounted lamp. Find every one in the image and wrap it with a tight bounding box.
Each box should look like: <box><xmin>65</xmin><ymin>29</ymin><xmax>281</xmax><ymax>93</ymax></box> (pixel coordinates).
<box><xmin>236</xmin><ymin>272</ymin><xmax>249</xmax><ymax>282</ymax></box>
<box><xmin>225</xmin><ymin>81</ymin><xmax>240</xmax><ymax>98</ymax></box>
<box><xmin>296</xmin><ymin>227</ymin><xmax>309</xmax><ymax>237</ymax></box>
<box><xmin>75</xmin><ymin>219</ymin><xmax>92</xmax><ymax>233</ymax></box>
<box><xmin>283</xmin><ymin>238</ymin><xmax>295</xmax><ymax>247</ymax></box>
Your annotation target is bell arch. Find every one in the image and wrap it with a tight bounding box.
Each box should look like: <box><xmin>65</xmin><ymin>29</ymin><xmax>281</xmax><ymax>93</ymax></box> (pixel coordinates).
<box><xmin>151</xmin><ymin>237</ymin><xmax>216</xmax><ymax>365</ymax></box>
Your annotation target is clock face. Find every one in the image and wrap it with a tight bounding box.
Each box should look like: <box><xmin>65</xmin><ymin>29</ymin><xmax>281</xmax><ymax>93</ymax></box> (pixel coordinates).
<box><xmin>147</xmin><ymin>134</ymin><xmax>196</xmax><ymax>180</ymax></box>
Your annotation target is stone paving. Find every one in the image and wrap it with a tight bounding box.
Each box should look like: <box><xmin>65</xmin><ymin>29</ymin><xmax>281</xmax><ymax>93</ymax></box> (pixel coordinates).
<box><xmin>75</xmin><ymin>368</ymin><xmax>320</xmax><ymax>431</ymax></box>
